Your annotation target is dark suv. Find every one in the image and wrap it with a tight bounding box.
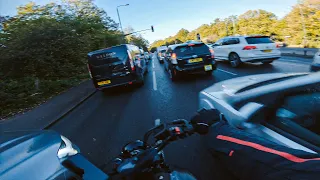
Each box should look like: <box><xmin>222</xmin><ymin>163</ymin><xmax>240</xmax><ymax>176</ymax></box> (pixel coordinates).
<box><xmin>87</xmin><ymin>44</ymin><xmax>148</xmax><ymax>90</ymax></box>
<box><xmin>164</xmin><ymin>42</ymin><xmax>216</xmax><ymax>81</ymax></box>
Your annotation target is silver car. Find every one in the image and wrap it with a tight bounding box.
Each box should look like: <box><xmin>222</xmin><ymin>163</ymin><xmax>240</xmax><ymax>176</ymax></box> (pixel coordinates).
<box><xmin>311</xmin><ymin>51</ymin><xmax>320</xmax><ymax>71</ymax></box>
<box><xmin>199</xmin><ymin>72</ymin><xmax>320</xmax><ymax>154</ymax></box>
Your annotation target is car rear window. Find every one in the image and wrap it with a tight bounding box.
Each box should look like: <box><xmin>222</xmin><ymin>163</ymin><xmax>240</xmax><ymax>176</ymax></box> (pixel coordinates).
<box><xmin>245</xmin><ymin>36</ymin><xmax>274</xmax><ymax>44</ymax></box>
<box><xmin>174</xmin><ymin>44</ymin><xmax>210</xmax><ymax>57</ymax></box>
<box><xmin>160</xmin><ymin>50</ymin><xmax>166</xmax><ymax>53</ymax></box>
<box><xmin>88</xmin><ymin>46</ymin><xmax>127</xmax><ymax>66</ymax></box>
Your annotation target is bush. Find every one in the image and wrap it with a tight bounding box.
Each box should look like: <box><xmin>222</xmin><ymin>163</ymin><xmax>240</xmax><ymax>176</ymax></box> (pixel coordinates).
<box><xmin>0</xmin><ymin>0</ymin><xmax>124</xmax><ymax>119</ymax></box>
<box><xmin>0</xmin><ymin>74</ymin><xmax>89</xmax><ymax>119</ymax></box>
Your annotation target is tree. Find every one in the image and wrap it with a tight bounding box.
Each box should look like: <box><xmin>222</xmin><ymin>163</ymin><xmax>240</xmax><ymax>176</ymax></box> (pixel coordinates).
<box><xmin>237</xmin><ymin>10</ymin><xmax>278</xmax><ymax>36</ymax></box>
<box><xmin>124</xmin><ymin>26</ymin><xmax>149</xmax><ymax>51</ymax></box>
<box><xmin>175</xmin><ymin>28</ymin><xmax>189</xmax><ymax>42</ymax></box>
<box><xmin>0</xmin><ymin>0</ymin><xmax>123</xmax><ymax>78</ymax></box>
<box><xmin>150</xmin><ymin>1</ymin><xmax>320</xmax><ymax>48</ymax></box>
<box><xmin>0</xmin><ymin>0</ymin><xmax>127</xmax><ymax>118</ymax></box>
<box><xmin>283</xmin><ymin>0</ymin><xmax>320</xmax><ymax>47</ymax></box>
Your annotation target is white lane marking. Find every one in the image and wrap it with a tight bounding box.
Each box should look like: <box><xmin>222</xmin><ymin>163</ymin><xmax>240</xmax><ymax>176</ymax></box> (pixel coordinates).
<box><xmin>152</xmin><ymin>60</ymin><xmax>155</xmax><ymax>69</ymax></box>
<box><xmin>152</xmin><ymin>71</ymin><xmax>158</xmax><ymax>91</ymax></box>
<box><xmin>155</xmin><ymin>119</ymin><xmax>161</xmax><ymax>126</ymax></box>
<box><xmin>217</xmin><ymin>68</ymin><xmax>237</xmax><ymax>76</ymax></box>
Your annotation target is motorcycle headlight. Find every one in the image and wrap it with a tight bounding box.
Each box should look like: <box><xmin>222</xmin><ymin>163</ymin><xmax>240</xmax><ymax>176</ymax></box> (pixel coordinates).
<box><xmin>57</xmin><ymin>135</ymin><xmax>79</xmax><ymax>159</ymax></box>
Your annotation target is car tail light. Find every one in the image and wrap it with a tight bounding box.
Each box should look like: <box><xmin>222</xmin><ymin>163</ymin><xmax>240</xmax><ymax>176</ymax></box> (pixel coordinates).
<box><xmin>171</xmin><ymin>53</ymin><xmax>177</xmax><ymax>59</ymax></box>
<box><xmin>171</xmin><ymin>53</ymin><xmax>178</xmax><ymax>64</ymax></box>
<box><xmin>243</xmin><ymin>46</ymin><xmax>257</xmax><ymax>50</ymax></box>
<box><xmin>209</xmin><ymin>49</ymin><xmax>215</xmax><ymax>59</ymax></box>
<box><xmin>131</xmin><ymin>63</ymin><xmax>135</xmax><ymax>71</ymax></box>
<box><xmin>188</xmin><ymin>44</ymin><xmax>195</xmax><ymax>46</ymax></box>
<box><xmin>87</xmin><ymin>64</ymin><xmax>92</xmax><ymax>78</ymax></box>
<box><xmin>127</xmin><ymin>50</ymin><xmax>135</xmax><ymax>71</ymax></box>
<box><xmin>276</xmin><ymin>44</ymin><xmax>280</xmax><ymax>48</ymax></box>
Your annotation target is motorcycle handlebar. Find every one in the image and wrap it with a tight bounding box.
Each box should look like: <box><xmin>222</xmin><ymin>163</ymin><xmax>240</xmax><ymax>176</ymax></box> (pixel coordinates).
<box><xmin>144</xmin><ymin>119</ymin><xmax>208</xmax><ymax>150</ymax></box>
<box><xmin>109</xmin><ymin>119</ymin><xmax>209</xmax><ymax>177</ymax></box>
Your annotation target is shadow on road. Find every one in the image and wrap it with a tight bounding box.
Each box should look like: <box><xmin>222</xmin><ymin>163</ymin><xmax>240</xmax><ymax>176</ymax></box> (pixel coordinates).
<box><xmin>217</xmin><ymin>60</ymin><xmax>276</xmax><ymax>71</ymax></box>
<box><xmin>100</xmin><ymin>86</ymin><xmax>137</xmax><ymax>96</ymax></box>
<box><xmin>162</xmin><ymin>71</ymin><xmax>215</xmax><ymax>85</ymax></box>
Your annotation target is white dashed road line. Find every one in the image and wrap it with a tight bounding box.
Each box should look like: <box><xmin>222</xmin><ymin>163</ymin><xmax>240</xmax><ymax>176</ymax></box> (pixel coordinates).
<box><xmin>153</xmin><ymin>71</ymin><xmax>158</xmax><ymax>91</ymax></box>
<box><xmin>217</xmin><ymin>68</ymin><xmax>238</xmax><ymax>76</ymax></box>
<box><xmin>152</xmin><ymin>60</ymin><xmax>155</xmax><ymax>69</ymax></box>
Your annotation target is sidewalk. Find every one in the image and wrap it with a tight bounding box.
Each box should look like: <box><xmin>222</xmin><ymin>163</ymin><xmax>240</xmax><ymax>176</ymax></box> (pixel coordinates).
<box><xmin>1</xmin><ymin>80</ymin><xmax>96</xmax><ymax>132</ymax></box>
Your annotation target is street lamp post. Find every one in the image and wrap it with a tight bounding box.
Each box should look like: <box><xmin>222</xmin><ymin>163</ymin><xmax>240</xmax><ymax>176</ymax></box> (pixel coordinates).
<box><xmin>116</xmin><ymin>4</ymin><xmax>129</xmax><ymax>33</ymax></box>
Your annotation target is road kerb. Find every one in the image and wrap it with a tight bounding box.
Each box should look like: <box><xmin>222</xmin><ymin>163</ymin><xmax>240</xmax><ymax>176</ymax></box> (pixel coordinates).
<box><xmin>43</xmin><ymin>89</ymin><xmax>97</xmax><ymax>129</ymax></box>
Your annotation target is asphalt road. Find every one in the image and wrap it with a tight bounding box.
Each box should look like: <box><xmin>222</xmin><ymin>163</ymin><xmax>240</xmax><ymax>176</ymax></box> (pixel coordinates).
<box><xmin>50</xmin><ymin>55</ymin><xmax>312</xmax><ymax>180</ymax></box>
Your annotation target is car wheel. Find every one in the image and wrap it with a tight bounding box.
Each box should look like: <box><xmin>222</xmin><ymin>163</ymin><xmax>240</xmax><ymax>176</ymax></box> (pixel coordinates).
<box><xmin>229</xmin><ymin>53</ymin><xmax>241</xmax><ymax>68</ymax></box>
<box><xmin>169</xmin><ymin>68</ymin><xmax>179</xmax><ymax>81</ymax></box>
<box><xmin>262</xmin><ymin>60</ymin><xmax>273</xmax><ymax>64</ymax></box>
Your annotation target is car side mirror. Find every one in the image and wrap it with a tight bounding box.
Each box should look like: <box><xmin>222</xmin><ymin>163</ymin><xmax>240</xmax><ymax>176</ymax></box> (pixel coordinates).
<box><xmin>238</xmin><ymin>102</ymin><xmax>266</xmax><ymax>124</ymax></box>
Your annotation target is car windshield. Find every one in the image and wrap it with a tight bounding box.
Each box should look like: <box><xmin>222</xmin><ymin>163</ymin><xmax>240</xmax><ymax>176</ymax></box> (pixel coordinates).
<box><xmin>245</xmin><ymin>36</ymin><xmax>274</xmax><ymax>44</ymax></box>
<box><xmin>174</xmin><ymin>44</ymin><xmax>210</xmax><ymax>56</ymax></box>
<box><xmin>269</xmin><ymin>84</ymin><xmax>320</xmax><ymax>146</ymax></box>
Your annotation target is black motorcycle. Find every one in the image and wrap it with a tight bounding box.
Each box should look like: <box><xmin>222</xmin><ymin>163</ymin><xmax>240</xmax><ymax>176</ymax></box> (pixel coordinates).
<box><xmin>106</xmin><ymin>119</ymin><xmax>209</xmax><ymax>179</ymax></box>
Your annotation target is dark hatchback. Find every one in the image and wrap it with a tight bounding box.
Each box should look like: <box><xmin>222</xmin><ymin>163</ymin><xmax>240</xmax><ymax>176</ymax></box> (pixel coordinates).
<box><xmin>164</xmin><ymin>42</ymin><xmax>216</xmax><ymax>81</ymax></box>
<box><xmin>87</xmin><ymin>44</ymin><xmax>148</xmax><ymax>90</ymax></box>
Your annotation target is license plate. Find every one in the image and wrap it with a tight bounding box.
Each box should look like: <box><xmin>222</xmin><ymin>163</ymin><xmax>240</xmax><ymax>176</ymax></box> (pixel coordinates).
<box><xmin>97</xmin><ymin>80</ymin><xmax>111</xmax><ymax>86</ymax></box>
<box><xmin>263</xmin><ymin>50</ymin><xmax>272</xmax><ymax>53</ymax></box>
<box><xmin>204</xmin><ymin>65</ymin><xmax>212</xmax><ymax>71</ymax></box>
<box><xmin>188</xmin><ymin>58</ymin><xmax>202</xmax><ymax>63</ymax></box>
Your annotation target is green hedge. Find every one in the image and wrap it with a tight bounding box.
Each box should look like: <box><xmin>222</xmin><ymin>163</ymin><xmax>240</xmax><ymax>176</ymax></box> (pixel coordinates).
<box><xmin>0</xmin><ymin>74</ymin><xmax>89</xmax><ymax>119</ymax></box>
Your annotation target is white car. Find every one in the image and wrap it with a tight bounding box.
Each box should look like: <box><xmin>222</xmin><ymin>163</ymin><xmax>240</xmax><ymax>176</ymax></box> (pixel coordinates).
<box><xmin>311</xmin><ymin>51</ymin><xmax>320</xmax><ymax>71</ymax></box>
<box><xmin>212</xmin><ymin>36</ymin><xmax>281</xmax><ymax>67</ymax></box>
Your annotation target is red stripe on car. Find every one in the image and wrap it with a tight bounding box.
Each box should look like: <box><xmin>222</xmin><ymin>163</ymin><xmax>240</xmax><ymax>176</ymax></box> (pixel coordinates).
<box><xmin>217</xmin><ymin>135</ymin><xmax>320</xmax><ymax>163</ymax></box>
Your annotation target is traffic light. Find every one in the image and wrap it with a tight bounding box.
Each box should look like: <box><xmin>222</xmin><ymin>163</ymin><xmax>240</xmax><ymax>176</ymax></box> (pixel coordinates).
<box><xmin>196</xmin><ymin>33</ymin><xmax>201</xmax><ymax>41</ymax></box>
<box><xmin>151</xmin><ymin>25</ymin><xmax>154</xmax><ymax>32</ymax></box>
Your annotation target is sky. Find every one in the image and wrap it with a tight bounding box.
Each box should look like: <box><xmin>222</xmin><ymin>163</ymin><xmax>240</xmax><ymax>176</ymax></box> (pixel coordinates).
<box><xmin>0</xmin><ymin>0</ymin><xmax>298</xmax><ymax>43</ymax></box>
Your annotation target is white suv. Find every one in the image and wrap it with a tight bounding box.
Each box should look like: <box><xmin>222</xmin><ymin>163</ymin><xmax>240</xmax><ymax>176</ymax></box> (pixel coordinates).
<box><xmin>212</xmin><ymin>36</ymin><xmax>281</xmax><ymax>67</ymax></box>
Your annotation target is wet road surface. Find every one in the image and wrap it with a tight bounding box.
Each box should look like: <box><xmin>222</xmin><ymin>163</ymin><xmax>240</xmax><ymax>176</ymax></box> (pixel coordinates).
<box><xmin>50</xmin><ymin>55</ymin><xmax>311</xmax><ymax>179</ymax></box>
